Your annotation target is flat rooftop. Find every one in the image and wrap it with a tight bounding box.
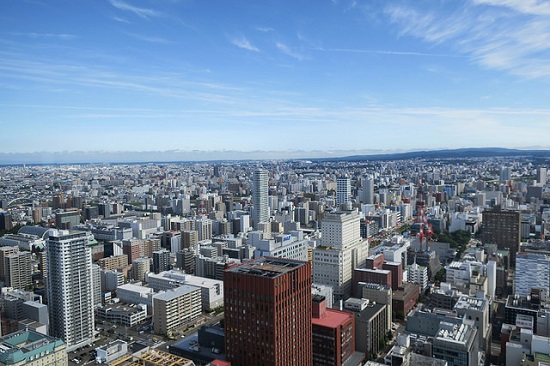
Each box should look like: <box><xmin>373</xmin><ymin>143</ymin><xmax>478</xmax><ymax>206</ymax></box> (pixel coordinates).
<box><xmin>312</xmin><ymin>308</ymin><xmax>353</xmax><ymax>328</ymax></box>
<box><xmin>226</xmin><ymin>257</ymin><xmax>306</xmax><ymax>278</ymax></box>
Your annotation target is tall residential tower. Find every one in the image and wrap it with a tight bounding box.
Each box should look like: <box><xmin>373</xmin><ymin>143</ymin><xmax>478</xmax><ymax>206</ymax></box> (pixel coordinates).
<box><xmin>252</xmin><ymin>168</ymin><xmax>269</xmax><ymax>229</ymax></box>
<box><xmin>46</xmin><ymin>230</ymin><xmax>95</xmax><ymax>351</ymax></box>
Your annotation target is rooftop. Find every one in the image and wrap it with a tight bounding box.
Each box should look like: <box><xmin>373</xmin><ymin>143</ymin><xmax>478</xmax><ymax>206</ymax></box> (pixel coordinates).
<box><xmin>454</xmin><ymin>295</ymin><xmax>487</xmax><ymax>312</ymax></box>
<box><xmin>0</xmin><ymin>329</ymin><xmax>65</xmax><ymax>364</ymax></box>
<box><xmin>154</xmin><ymin>285</ymin><xmax>200</xmax><ymax>301</ymax></box>
<box><xmin>226</xmin><ymin>257</ymin><xmax>306</xmax><ymax>278</ymax></box>
<box><xmin>312</xmin><ymin>308</ymin><xmax>353</xmax><ymax>328</ymax></box>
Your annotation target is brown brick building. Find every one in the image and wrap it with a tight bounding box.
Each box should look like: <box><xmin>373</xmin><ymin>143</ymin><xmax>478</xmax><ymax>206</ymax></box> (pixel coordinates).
<box><xmin>224</xmin><ymin>257</ymin><xmax>312</xmax><ymax>366</ymax></box>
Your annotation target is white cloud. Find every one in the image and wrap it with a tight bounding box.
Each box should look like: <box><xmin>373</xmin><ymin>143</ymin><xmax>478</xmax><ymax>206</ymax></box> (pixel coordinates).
<box><xmin>384</xmin><ymin>1</ymin><xmax>550</xmax><ymax>79</ymax></box>
<box><xmin>472</xmin><ymin>0</ymin><xmax>550</xmax><ymax>15</ymax></box>
<box><xmin>230</xmin><ymin>36</ymin><xmax>259</xmax><ymax>52</ymax></box>
<box><xmin>10</xmin><ymin>32</ymin><xmax>76</xmax><ymax>40</ymax></box>
<box><xmin>125</xmin><ymin>32</ymin><xmax>173</xmax><ymax>44</ymax></box>
<box><xmin>275</xmin><ymin>42</ymin><xmax>304</xmax><ymax>61</ymax></box>
<box><xmin>109</xmin><ymin>0</ymin><xmax>162</xmax><ymax>19</ymax></box>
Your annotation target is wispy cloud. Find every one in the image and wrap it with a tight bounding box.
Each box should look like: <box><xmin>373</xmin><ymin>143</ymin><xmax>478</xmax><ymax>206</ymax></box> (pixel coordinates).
<box><xmin>109</xmin><ymin>0</ymin><xmax>162</xmax><ymax>19</ymax></box>
<box><xmin>255</xmin><ymin>26</ymin><xmax>274</xmax><ymax>33</ymax></box>
<box><xmin>125</xmin><ymin>32</ymin><xmax>173</xmax><ymax>44</ymax></box>
<box><xmin>230</xmin><ymin>35</ymin><xmax>259</xmax><ymax>52</ymax></box>
<box><xmin>383</xmin><ymin>1</ymin><xmax>550</xmax><ymax>79</ymax></box>
<box><xmin>112</xmin><ymin>15</ymin><xmax>130</xmax><ymax>24</ymax></box>
<box><xmin>275</xmin><ymin>42</ymin><xmax>305</xmax><ymax>61</ymax></box>
<box><xmin>10</xmin><ymin>32</ymin><xmax>76</xmax><ymax>40</ymax></box>
<box><xmin>311</xmin><ymin>46</ymin><xmax>459</xmax><ymax>58</ymax></box>
<box><xmin>472</xmin><ymin>0</ymin><xmax>550</xmax><ymax>15</ymax></box>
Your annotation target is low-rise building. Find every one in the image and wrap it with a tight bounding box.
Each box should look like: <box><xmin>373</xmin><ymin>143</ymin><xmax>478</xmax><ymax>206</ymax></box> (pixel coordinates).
<box><xmin>96</xmin><ymin>304</ymin><xmax>147</xmax><ymax>327</ymax></box>
<box><xmin>0</xmin><ymin>329</ymin><xmax>66</xmax><ymax>366</ymax></box>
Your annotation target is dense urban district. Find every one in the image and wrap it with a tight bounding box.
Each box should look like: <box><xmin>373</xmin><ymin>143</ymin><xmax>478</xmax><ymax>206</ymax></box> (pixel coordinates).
<box><xmin>0</xmin><ymin>152</ymin><xmax>549</xmax><ymax>366</ymax></box>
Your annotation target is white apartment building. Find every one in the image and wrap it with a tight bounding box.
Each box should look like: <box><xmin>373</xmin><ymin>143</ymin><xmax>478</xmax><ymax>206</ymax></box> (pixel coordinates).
<box><xmin>515</xmin><ymin>252</ymin><xmax>550</xmax><ymax>297</ymax></box>
<box><xmin>46</xmin><ymin>230</ymin><xmax>95</xmax><ymax>352</ymax></box>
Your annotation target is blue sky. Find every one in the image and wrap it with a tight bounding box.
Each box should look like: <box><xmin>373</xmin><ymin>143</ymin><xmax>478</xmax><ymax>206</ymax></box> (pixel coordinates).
<box><xmin>1</xmin><ymin>0</ymin><xmax>550</xmax><ymax>161</ymax></box>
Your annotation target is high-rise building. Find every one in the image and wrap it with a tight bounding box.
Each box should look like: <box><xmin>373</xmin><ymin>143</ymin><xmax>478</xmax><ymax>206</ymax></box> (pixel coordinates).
<box><xmin>130</xmin><ymin>257</ymin><xmax>151</xmax><ymax>282</ymax></box>
<box><xmin>0</xmin><ymin>246</ymin><xmax>19</xmax><ymax>283</ymax></box>
<box><xmin>362</xmin><ymin>176</ymin><xmax>374</xmax><ymax>204</ymax></box>
<box><xmin>337</xmin><ymin>176</ymin><xmax>351</xmax><ymax>208</ymax></box>
<box><xmin>252</xmin><ymin>168</ymin><xmax>269</xmax><ymax>229</ymax></box>
<box><xmin>514</xmin><ymin>252</ymin><xmax>550</xmax><ymax>297</ymax></box>
<box><xmin>153</xmin><ymin>250</ymin><xmax>171</xmax><ymax>274</ymax></box>
<box><xmin>313</xmin><ymin>210</ymin><xmax>369</xmax><ymax>301</ymax></box>
<box><xmin>482</xmin><ymin>207</ymin><xmax>521</xmax><ymax>265</ymax></box>
<box><xmin>46</xmin><ymin>230</ymin><xmax>95</xmax><ymax>351</ymax></box>
<box><xmin>5</xmin><ymin>251</ymin><xmax>32</xmax><ymax>290</ymax></box>
<box><xmin>537</xmin><ymin>167</ymin><xmax>547</xmax><ymax>186</ymax></box>
<box><xmin>54</xmin><ymin>210</ymin><xmax>81</xmax><ymax>230</ymax></box>
<box><xmin>0</xmin><ymin>212</ymin><xmax>13</xmax><ymax>231</ymax></box>
<box><xmin>224</xmin><ymin>257</ymin><xmax>312</xmax><ymax>366</ymax></box>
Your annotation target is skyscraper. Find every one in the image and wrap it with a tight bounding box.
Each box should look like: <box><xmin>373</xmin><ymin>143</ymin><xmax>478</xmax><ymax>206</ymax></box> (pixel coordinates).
<box><xmin>252</xmin><ymin>168</ymin><xmax>269</xmax><ymax>229</ymax></box>
<box><xmin>152</xmin><ymin>249</ymin><xmax>171</xmax><ymax>274</ymax></box>
<box><xmin>5</xmin><ymin>251</ymin><xmax>32</xmax><ymax>290</ymax></box>
<box><xmin>46</xmin><ymin>230</ymin><xmax>94</xmax><ymax>351</ymax></box>
<box><xmin>224</xmin><ymin>257</ymin><xmax>312</xmax><ymax>365</ymax></box>
<box><xmin>337</xmin><ymin>175</ymin><xmax>351</xmax><ymax>208</ymax></box>
<box><xmin>482</xmin><ymin>207</ymin><xmax>521</xmax><ymax>265</ymax></box>
<box><xmin>362</xmin><ymin>176</ymin><xmax>374</xmax><ymax>204</ymax></box>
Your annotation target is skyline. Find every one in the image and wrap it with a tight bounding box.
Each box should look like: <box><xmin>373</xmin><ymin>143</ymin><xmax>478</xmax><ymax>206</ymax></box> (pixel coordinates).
<box><xmin>2</xmin><ymin>0</ymin><xmax>550</xmax><ymax>161</ymax></box>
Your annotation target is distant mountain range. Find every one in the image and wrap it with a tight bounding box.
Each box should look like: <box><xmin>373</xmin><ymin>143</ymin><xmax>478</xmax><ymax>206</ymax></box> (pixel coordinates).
<box><xmin>0</xmin><ymin>147</ymin><xmax>549</xmax><ymax>165</ymax></box>
<box><xmin>314</xmin><ymin>147</ymin><xmax>550</xmax><ymax>162</ymax></box>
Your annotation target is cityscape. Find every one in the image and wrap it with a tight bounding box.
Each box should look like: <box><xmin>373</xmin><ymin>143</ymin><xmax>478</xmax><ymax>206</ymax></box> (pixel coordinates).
<box><xmin>0</xmin><ymin>152</ymin><xmax>549</xmax><ymax>365</ymax></box>
<box><xmin>3</xmin><ymin>0</ymin><xmax>550</xmax><ymax>365</ymax></box>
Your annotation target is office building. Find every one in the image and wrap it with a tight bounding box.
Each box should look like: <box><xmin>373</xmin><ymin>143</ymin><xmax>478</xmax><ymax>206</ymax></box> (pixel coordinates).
<box><xmin>311</xmin><ymin>295</ymin><xmax>359</xmax><ymax>366</ymax></box>
<box><xmin>252</xmin><ymin>168</ymin><xmax>269</xmax><ymax>229</ymax></box>
<box><xmin>152</xmin><ymin>285</ymin><xmax>201</xmax><ymax>335</ymax></box>
<box><xmin>482</xmin><ymin>207</ymin><xmax>521</xmax><ymax>265</ymax></box>
<box><xmin>344</xmin><ymin>298</ymin><xmax>388</xmax><ymax>359</ymax></box>
<box><xmin>362</xmin><ymin>176</ymin><xmax>374</xmax><ymax>204</ymax></box>
<box><xmin>360</xmin><ymin>283</ymin><xmax>392</xmax><ymax>331</ymax></box>
<box><xmin>432</xmin><ymin>322</ymin><xmax>479</xmax><ymax>366</ymax></box>
<box><xmin>336</xmin><ymin>176</ymin><xmax>351</xmax><ymax>207</ymax></box>
<box><xmin>224</xmin><ymin>257</ymin><xmax>312</xmax><ymax>366</ymax></box>
<box><xmin>0</xmin><ymin>329</ymin><xmax>66</xmax><ymax>366</ymax></box>
<box><xmin>313</xmin><ymin>210</ymin><xmax>368</xmax><ymax>301</ymax></box>
<box><xmin>54</xmin><ymin>210</ymin><xmax>80</xmax><ymax>230</ymax></box>
<box><xmin>46</xmin><ymin>230</ymin><xmax>95</xmax><ymax>351</ymax></box>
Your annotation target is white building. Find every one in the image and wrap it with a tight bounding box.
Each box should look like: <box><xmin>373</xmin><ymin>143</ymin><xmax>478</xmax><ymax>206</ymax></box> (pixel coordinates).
<box><xmin>252</xmin><ymin>168</ymin><xmax>269</xmax><ymax>229</ymax></box>
<box><xmin>153</xmin><ymin>285</ymin><xmax>202</xmax><ymax>335</ymax></box>
<box><xmin>46</xmin><ymin>230</ymin><xmax>95</xmax><ymax>352</ymax></box>
<box><xmin>95</xmin><ymin>340</ymin><xmax>128</xmax><ymax>364</ymax></box>
<box><xmin>147</xmin><ymin>271</ymin><xmax>223</xmax><ymax>311</ymax></box>
<box><xmin>515</xmin><ymin>252</ymin><xmax>550</xmax><ymax>297</ymax></box>
<box><xmin>252</xmin><ymin>231</ymin><xmax>309</xmax><ymax>262</ymax></box>
<box><xmin>313</xmin><ymin>210</ymin><xmax>368</xmax><ymax>301</ymax></box>
<box><xmin>117</xmin><ymin>283</ymin><xmax>155</xmax><ymax>314</ymax></box>
<box><xmin>336</xmin><ymin>176</ymin><xmax>351</xmax><ymax>207</ymax></box>
<box><xmin>407</xmin><ymin>262</ymin><xmax>428</xmax><ymax>290</ymax></box>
